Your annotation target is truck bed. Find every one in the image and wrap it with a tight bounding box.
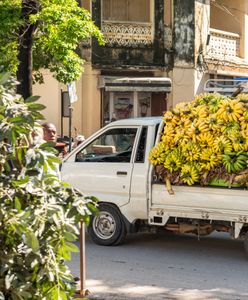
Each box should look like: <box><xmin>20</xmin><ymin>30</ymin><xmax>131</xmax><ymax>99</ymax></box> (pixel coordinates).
<box><xmin>151</xmin><ymin>184</ymin><xmax>248</xmax><ymax>223</ymax></box>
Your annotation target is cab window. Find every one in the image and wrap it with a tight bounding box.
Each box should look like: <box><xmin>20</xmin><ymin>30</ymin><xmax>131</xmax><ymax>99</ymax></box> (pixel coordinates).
<box><xmin>75</xmin><ymin>128</ymin><xmax>137</xmax><ymax>163</ymax></box>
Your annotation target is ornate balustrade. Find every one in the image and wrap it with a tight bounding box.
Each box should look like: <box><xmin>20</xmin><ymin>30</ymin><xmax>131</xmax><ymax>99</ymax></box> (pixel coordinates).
<box><xmin>102</xmin><ymin>21</ymin><xmax>153</xmax><ymax>47</ymax></box>
<box><xmin>207</xmin><ymin>28</ymin><xmax>240</xmax><ymax>59</ymax></box>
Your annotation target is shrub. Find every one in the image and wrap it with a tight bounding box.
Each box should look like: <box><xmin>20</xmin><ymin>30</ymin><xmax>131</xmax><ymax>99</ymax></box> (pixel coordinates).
<box><xmin>0</xmin><ymin>73</ymin><xmax>97</xmax><ymax>299</ymax></box>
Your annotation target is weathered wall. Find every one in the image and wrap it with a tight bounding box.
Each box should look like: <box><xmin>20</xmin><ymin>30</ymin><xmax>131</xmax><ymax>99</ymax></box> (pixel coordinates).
<box><xmin>92</xmin><ymin>0</ymin><xmax>166</xmax><ymax>69</ymax></box>
<box><xmin>154</xmin><ymin>0</ymin><xmax>165</xmax><ymax>65</ymax></box>
<box><xmin>173</xmin><ymin>0</ymin><xmax>195</xmax><ymax>67</ymax></box>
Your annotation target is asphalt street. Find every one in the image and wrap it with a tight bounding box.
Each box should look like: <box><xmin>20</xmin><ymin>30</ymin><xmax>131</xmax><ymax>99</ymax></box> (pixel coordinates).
<box><xmin>67</xmin><ymin>231</ymin><xmax>248</xmax><ymax>300</ymax></box>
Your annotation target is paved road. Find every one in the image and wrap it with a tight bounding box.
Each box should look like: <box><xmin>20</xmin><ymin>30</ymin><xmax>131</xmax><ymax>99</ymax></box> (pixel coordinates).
<box><xmin>67</xmin><ymin>231</ymin><xmax>248</xmax><ymax>300</ymax></box>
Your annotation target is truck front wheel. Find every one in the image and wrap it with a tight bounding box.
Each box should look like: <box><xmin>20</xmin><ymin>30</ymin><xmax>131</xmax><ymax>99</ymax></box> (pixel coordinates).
<box><xmin>88</xmin><ymin>204</ymin><xmax>127</xmax><ymax>246</ymax></box>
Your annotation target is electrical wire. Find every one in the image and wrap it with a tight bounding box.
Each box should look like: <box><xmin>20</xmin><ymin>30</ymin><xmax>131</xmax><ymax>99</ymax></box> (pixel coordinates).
<box><xmin>211</xmin><ymin>0</ymin><xmax>248</xmax><ymax>15</ymax></box>
<box><xmin>210</xmin><ymin>0</ymin><xmax>247</xmax><ymax>25</ymax></box>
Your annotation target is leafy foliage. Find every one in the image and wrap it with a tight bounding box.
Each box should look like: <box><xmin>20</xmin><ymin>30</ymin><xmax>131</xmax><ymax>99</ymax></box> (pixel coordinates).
<box><xmin>0</xmin><ymin>0</ymin><xmax>104</xmax><ymax>84</ymax></box>
<box><xmin>0</xmin><ymin>1</ymin><xmax>22</xmax><ymax>74</ymax></box>
<box><xmin>0</xmin><ymin>73</ymin><xmax>98</xmax><ymax>299</ymax></box>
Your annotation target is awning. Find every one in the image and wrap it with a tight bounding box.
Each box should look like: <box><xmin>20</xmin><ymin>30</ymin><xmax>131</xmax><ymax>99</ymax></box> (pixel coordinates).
<box><xmin>98</xmin><ymin>76</ymin><xmax>172</xmax><ymax>92</ymax></box>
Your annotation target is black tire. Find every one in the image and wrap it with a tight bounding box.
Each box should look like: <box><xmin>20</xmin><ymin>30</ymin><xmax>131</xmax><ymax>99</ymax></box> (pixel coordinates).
<box><xmin>88</xmin><ymin>203</ymin><xmax>127</xmax><ymax>246</ymax></box>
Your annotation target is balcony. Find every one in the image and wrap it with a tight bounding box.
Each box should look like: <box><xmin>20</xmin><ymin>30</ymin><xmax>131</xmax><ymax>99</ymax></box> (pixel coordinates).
<box><xmin>101</xmin><ymin>20</ymin><xmax>153</xmax><ymax>47</ymax></box>
<box><xmin>207</xmin><ymin>28</ymin><xmax>240</xmax><ymax>60</ymax></box>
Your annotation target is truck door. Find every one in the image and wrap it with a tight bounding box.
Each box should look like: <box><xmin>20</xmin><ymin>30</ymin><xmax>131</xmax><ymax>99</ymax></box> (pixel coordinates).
<box><xmin>62</xmin><ymin>127</ymin><xmax>138</xmax><ymax>207</ymax></box>
<box><xmin>126</xmin><ymin>126</ymin><xmax>149</xmax><ymax>219</ymax></box>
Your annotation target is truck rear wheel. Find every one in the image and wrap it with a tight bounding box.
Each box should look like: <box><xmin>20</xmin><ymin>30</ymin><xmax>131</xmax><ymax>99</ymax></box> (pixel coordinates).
<box><xmin>88</xmin><ymin>204</ymin><xmax>127</xmax><ymax>246</ymax></box>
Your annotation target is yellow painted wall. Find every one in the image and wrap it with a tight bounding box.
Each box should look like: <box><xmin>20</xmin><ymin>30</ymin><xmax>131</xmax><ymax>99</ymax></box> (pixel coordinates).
<box><xmin>33</xmin><ymin>71</ymin><xmax>62</xmax><ymax>133</ymax></box>
<box><xmin>241</xmin><ymin>1</ymin><xmax>248</xmax><ymax>60</ymax></box>
<box><xmin>81</xmin><ymin>64</ymin><xmax>101</xmax><ymax>138</ymax></box>
<box><xmin>32</xmin><ymin>66</ymin><xmax>102</xmax><ymax>139</ymax></box>
<box><xmin>164</xmin><ymin>0</ymin><xmax>172</xmax><ymax>26</ymax></box>
<box><xmin>195</xmin><ymin>0</ymin><xmax>210</xmax><ymax>60</ymax></box>
<box><xmin>172</xmin><ymin>68</ymin><xmax>209</xmax><ymax>106</ymax></box>
<box><xmin>171</xmin><ymin>68</ymin><xmax>195</xmax><ymax>106</ymax></box>
<box><xmin>210</xmin><ymin>0</ymin><xmax>242</xmax><ymax>34</ymax></box>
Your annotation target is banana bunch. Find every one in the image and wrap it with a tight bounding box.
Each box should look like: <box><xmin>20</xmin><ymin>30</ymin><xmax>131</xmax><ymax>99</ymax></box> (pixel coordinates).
<box><xmin>180</xmin><ymin>163</ymin><xmax>199</xmax><ymax>185</ymax></box>
<box><xmin>149</xmin><ymin>93</ymin><xmax>248</xmax><ymax>186</ymax></box>
<box><xmin>222</xmin><ymin>152</ymin><xmax>248</xmax><ymax>173</ymax></box>
<box><xmin>217</xmin><ymin>99</ymin><xmax>244</xmax><ymax>122</ymax></box>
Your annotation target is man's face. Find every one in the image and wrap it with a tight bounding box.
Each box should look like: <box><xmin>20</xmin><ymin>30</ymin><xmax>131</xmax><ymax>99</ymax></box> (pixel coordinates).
<box><xmin>43</xmin><ymin>124</ymin><xmax>57</xmax><ymax>142</ymax></box>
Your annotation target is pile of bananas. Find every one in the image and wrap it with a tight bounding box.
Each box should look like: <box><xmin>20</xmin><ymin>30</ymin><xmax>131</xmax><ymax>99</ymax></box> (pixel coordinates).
<box><xmin>149</xmin><ymin>93</ymin><xmax>248</xmax><ymax>186</ymax></box>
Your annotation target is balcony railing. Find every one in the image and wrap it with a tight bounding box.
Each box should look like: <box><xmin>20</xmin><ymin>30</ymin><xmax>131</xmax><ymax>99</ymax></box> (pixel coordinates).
<box><xmin>207</xmin><ymin>28</ymin><xmax>240</xmax><ymax>59</ymax></box>
<box><xmin>102</xmin><ymin>20</ymin><xmax>153</xmax><ymax>47</ymax></box>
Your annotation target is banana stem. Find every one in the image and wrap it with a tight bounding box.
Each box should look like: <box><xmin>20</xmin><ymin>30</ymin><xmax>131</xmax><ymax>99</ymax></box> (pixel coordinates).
<box><xmin>164</xmin><ymin>175</ymin><xmax>174</xmax><ymax>195</ymax></box>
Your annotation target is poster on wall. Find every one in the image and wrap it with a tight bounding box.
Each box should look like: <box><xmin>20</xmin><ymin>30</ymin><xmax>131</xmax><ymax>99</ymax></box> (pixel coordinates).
<box><xmin>114</xmin><ymin>93</ymin><xmax>134</xmax><ymax>120</ymax></box>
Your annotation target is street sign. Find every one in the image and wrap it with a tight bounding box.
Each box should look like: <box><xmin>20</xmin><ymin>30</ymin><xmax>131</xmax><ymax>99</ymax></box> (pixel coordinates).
<box><xmin>67</xmin><ymin>81</ymin><xmax>78</xmax><ymax>104</ymax></box>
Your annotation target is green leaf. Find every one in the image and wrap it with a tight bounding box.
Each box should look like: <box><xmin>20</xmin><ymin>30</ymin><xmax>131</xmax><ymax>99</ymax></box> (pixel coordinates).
<box><xmin>65</xmin><ymin>242</ymin><xmax>79</xmax><ymax>253</ymax></box>
<box><xmin>87</xmin><ymin>202</ymin><xmax>98</xmax><ymax>214</ymax></box>
<box><xmin>25</xmin><ymin>95</ymin><xmax>40</xmax><ymax>103</ymax></box>
<box><xmin>59</xmin><ymin>291</ymin><xmax>67</xmax><ymax>300</ymax></box>
<box><xmin>85</xmin><ymin>195</ymin><xmax>99</xmax><ymax>203</ymax></box>
<box><xmin>82</xmin><ymin>215</ymin><xmax>91</xmax><ymax>225</ymax></box>
<box><xmin>39</xmin><ymin>141</ymin><xmax>56</xmax><ymax>149</ymax></box>
<box><xmin>12</xmin><ymin>176</ymin><xmax>29</xmax><ymax>187</ymax></box>
<box><xmin>27</xmin><ymin>103</ymin><xmax>46</xmax><ymax>111</ymax></box>
<box><xmin>0</xmin><ymin>72</ymin><xmax>11</xmax><ymax>85</ymax></box>
<box><xmin>47</xmin><ymin>155</ymin><xmax>61</xmax><ymax>164</ymax></box>
<box><xmin>14</xmin><ymin>197</ymin><xmax>21</xmax><ymax>211</ymax></box>
<box><xmin>25</xmin><ymin>231</ymin><xmax>40</xmax><ymax>253</ymax></box>
<box><xmin>9</xmin><ymin>116</ymin><xmax>24</xmax><ymax>123</ymax></box>
<box><xmin>64</xmin><ymin>232</ymin><xmax>77</xmax><ymax>242</ymax></box>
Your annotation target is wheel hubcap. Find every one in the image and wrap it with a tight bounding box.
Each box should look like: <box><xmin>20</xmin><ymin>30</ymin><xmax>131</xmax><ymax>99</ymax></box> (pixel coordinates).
<box><xmin>93</xmin><ymin>211</ymin><xmax>116</xmax><ymax>240</ymax></box>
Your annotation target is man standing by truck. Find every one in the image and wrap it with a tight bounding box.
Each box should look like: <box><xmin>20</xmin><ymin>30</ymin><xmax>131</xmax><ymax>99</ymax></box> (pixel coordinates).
<box><xmin>42</xmin><ymin>122</ymin><xmax>57</xmax><ymax>143</ymax></box>
<box><xmin>42</xmin><ymin>122</ymin><xmax>68</xmax><ymax>158</ymax></box>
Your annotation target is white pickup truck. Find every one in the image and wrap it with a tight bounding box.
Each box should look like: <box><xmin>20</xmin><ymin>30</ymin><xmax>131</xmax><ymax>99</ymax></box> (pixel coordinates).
<box><xmin>62</xmin><ymin>117</ymin><xmax>248</xmax><ymax>254</ymax></box>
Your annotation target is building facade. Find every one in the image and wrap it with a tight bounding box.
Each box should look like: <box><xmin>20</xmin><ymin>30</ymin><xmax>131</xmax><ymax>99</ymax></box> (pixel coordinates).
<box><xmin>34</xmin><ymin>0</ymin><xmax>248</xmax><ymax>138</ymax></box>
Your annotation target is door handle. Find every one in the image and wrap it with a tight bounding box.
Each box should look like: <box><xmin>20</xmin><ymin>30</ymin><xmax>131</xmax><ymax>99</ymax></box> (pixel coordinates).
<box><xmin>117</xmin><ymin>171</ymin><xmax>127</xmax><ymax>176</ymax></box>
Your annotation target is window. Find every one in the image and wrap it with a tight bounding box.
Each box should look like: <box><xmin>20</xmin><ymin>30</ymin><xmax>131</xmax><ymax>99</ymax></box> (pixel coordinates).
<box><xmin>76</xmin><ymin>128</ymin><xmax>138</xmax><ymax>163</ymax></box>
<box><xmin>135</xmin><ymin>127</ymin><xmax>147</xmax><ymax>163</ymax></box>
<box><xmin>102</xmin><ymin>0</ymin><xmax>150</xmax><ymax>22</ymax></box>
